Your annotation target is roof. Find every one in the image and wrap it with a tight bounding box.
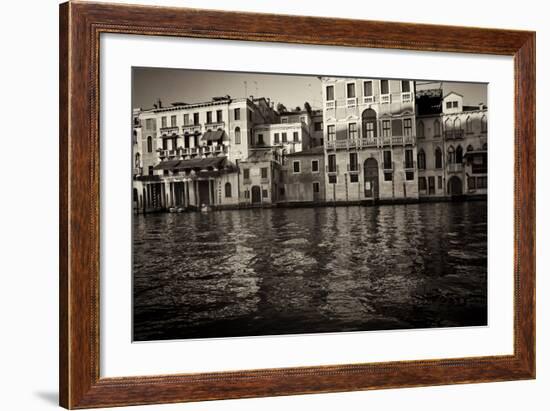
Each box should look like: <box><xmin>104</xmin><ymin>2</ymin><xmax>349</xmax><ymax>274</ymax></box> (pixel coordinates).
<box><xmin>443</xmin><ymin>91</ymin><xmax>464</xmax><ymax>99</ymax></box>
<box><xmin>244</xmin><ymin>149</ymin><xmax>275</xmax><ymax>162</ymax></box>
<box><xmin>153</xmin><ymin>156</ymin><xmax>229</xmax><ymax>171</ymax></box>
<box><xmin>285</xmin><ymin>146</ymin><xmax>325</xmax><ymax>157</ymax></box>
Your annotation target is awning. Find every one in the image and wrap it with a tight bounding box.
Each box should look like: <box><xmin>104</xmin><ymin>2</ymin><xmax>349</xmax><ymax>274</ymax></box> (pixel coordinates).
<box><xmin>201</xmin><ymin>129</ymin><xmax>226</xmax><ymax>141</ymax></box>
<box><xmin>175</xmin><ymin>156</ymin><xmax>227</xmax><ymax>170</ymax></box>
<box><xmin>153</xmin><ymin>160</ymin><xmax>181</xmax><ymax>170</ymax></box>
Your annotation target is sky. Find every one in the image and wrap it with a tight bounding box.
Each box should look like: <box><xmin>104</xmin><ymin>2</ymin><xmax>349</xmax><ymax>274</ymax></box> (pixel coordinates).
<box><xmin>132</xmin><ymin>67</ymin><xmax>487</xmax><ymax>111</ymax></box>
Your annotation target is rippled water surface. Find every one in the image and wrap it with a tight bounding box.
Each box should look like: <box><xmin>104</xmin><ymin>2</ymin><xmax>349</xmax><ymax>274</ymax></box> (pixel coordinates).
<box><xmin>133</xmin><ymin>202</ymin><xmax>487</xmax><ymax>341</ymax></box>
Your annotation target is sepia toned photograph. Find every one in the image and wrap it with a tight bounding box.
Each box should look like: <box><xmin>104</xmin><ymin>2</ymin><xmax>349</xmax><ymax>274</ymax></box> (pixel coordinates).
<box><xmin>132</xmin><ymin>68</ymin><xmax>488</xmax><ymax>342</ymax></box>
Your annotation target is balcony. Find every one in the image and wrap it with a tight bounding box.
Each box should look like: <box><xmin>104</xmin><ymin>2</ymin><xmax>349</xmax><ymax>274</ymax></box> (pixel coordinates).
<box><xmin>444</xmin><ymin>129</ymin><xmax>465</xmax><ymax>139</ymax></box>
<box><xmin>204</xmin><ymin>121</ymin><xmax>225</xmax><ymax>131</ymax></box>
<box><xmin>325</xmin><ymin>100</ymin><xmax>336</xmax><ymax>110</ymax></box>
<box><xmin>363</xmin><ymin>95</ymin><xmax>375</xmax><ymax>104</ymax></box>
<box><xmin>380</xmin><ymin>94</ymin><xmax>391</xmax><ymax>104</ymax></box>
<box><xmin>182</xmin><ymin>124</ymin><xmax>201</xmax><ymax>134</ymax></box>
<box><xmin>159</xmin><ymin>149</ymin><xmax>178</xmax><ymax>158</ymax></box>
<box><xmin>159</xmin><ymin>126</ymin><xmax>179</xmax><ymax>135</ymax></box>
<box><xmin>346</xmin><ymin>97</ymin><xmax>358</xmax><ymax>108</ymax></box>
<box><xmin>448</xmin><ymin>163</ymin><xmax>463</xmax><ymax>173</ymax></box>
<box><xmin>401</xmin><ymin>92</ymin><xmax>413</xmax><ymax>104</ymax></box>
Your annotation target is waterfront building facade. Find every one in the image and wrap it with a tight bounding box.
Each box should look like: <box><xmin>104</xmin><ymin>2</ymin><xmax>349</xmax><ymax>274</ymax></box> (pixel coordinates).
<box><xmin>321</xmin><ymin>77</ymin><xmax>419</xmax><ymax>203</ymax></box>
<box><xmin>252</xmin><ymin>122</ymin><xmax>311</xmax><ymax>154</ymax></box>
<box><xmin>416</xmin><ymin>90</ymin><xmax>488</xmax><ymax>198</ymax></box>
<box><xmin>282</xmin><ymin>146</ymin><xmax>326</xmax><ymax>204</ymax></box>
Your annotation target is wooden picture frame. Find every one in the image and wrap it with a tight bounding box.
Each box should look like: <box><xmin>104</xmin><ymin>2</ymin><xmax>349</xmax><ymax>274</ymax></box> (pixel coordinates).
<box><xmin>59</xmin><ymin>1</ymin><xmax>535</xmax><ymax>408</ymax></box>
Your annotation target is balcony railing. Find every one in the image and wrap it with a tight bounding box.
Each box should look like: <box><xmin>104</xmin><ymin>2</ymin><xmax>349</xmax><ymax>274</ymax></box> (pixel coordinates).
<box><xmin>448</xmin><ymin>163</ymin><xmax>463</xmax><ymax>173</ymax></box>
<box><xmin>325</xmin><ymin>135</ymin><xmax>415</xmax><ymax>150</ymax></box>
<box><xmin>401</xmin><ymin>92</ymin><xmax>413</xmax><ymax>103</ymax></box>
<box><xmin>444</xmin><ymin>129</ymin><xmax>465</xmax><ymax>139</ymax></box>
<box><xmin>380</xmin><ymin>94</ymin><xmax>391</xmax><ymax>104</ymax></box>
<box><xmin>204</xmin><ymin>121</ymin><xmax>225</xmax><ymax>130</ymax></box>
<box><xmin>325</xmin><ymin>100</ymin><xmax>336</xmax><ymax>110</ymax></box>
<box><xmin>182</xmin><ymin>124</ymin><xmax>201</xmax><ymax>134</ymax></box>
<box><xmin>159</xmin><ymin>149</ymin><xmax>178</xmax><ymax>158</ymax></box>
<box><xmin>346</xmin><ymin>97</ymin><xmax>357</xmax><ymax>108</ymax></box>
<box><xmin>363</xmin><ymin>95</ymin><xmax>375</xmax><ymax>104</ymax></box>
<box><xmin>159</xmin><ymin>126</ymin><xmax>179</xmax><ymax>134</ymax></box>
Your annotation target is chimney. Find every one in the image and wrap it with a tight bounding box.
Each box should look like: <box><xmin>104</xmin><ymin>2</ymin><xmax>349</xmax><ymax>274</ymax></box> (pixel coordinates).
<box><xmin>478</xmin><ymin>102</ymin><xmax>484</xmax><ymax>110</ymax></box>
<box><xmin>157</xmin><ymin>98</ymin><xmax>163</xmax><ymax>108</ymax></box>
<box><xmin>250</xmin><ymin>95</ymin><xmax>254</xmax><ymax>101</ymax></box>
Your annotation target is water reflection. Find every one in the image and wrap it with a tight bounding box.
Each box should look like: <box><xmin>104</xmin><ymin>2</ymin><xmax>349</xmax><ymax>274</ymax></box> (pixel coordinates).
<box><xmin>133</xmin><ymin>202</ymin><xmax>487</xmax><ymax>341</ymax></box>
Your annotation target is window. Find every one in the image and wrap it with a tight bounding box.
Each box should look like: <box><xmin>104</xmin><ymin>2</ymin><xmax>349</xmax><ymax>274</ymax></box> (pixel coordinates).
<box><xmin>145</xmin><ymin>118</ymin><xmax>154</xmax><ymax>130</ymax></box>
<box><xmin>348</xmin><ymin>123</ymin><xmax>358</xmax><ymax>139</ymax></box>
<box><xmin>243</xmin><ymin>168</ymin><xmax>250</xmax><ymax>180</ymax></box>
<box><xmin>222</xmin><ymin>182</ymin><xmax>232</xmax><ymax>198</ymax></box>
<box><xmin>234</xmin><ymin>108</ymin><xmax>240</xmax><ymax>120</ymax></box>
<box><xmin>349</xmin><ymin>152</ymin><xmax>358</xmax><ymax>171</ymax></box>
<box><xmin>382</xmin><ymin>120</ymin><xmax>391</xmax><ymax>137</ymax></box>
<box><xmin>405</xmin><ymin>171</ymin><xmax>414</xmax><ymax>181</ymax></box>
<box><xmin>148</xmin><ymin>166</ymin><xmax>154</xmax><ymax>176</ymax></box>
<box><xmin>314</xmin><ymin>121</ymin><xmax>323</xmax><ymax>131</ymax></box>
<box><xmin>405</xmin><ymin>149</ymin><xmax>414</xmax><ymax>169</ymax></box>
<box><xmin>257</xmin><ymin>134</ymin><xmax>265</xmax><ymax>145</ymax></box>
<box><xmin>170</xmin><ymin>115</ymin><xmax>177</xmax><ymax>127</ymax></box>
<box><xmin>216</xmin><ymin>110</ymin><xmax>222</xmax><ymax>122</ymax></box>
<box><xmin>147</xmin><ymin>136</ymin><xmax>152</xmax><ymax>152</ymax></box>
<box><xmin>161</xmin><ymin>116</ymin><xmax>167</xmax><ymax>128</ymax></box>
<box><xmin>326</xmin><ymin>85</ymin><xmax>334</xmax><ymax>101</ymax></box>
<box><xmin>477</xmin><ymin>176</ymin><xmax>488</xmax><ymax>189</ymax></box>
<box><xmin>380</xmin><ymin>79</ymin><xmax>389</xmax><ymax>95</ymax></box>
<box><xmin>453</xmin><ymin>118</ymin><xmax>461</xmax><ymax>130</ymax></box>
<box><xmin>466</xmin><ymin>116</ymin><xmax>472</xmax><ymax>133</ymax></box>
<box><xmin>234</xmin><ymin>127</ymin><xmax>241</xmax><ymax>144</ymax></box>
<box><xmin>293</xmin><ymin>131</ymin><xmax>299</xmax><ymax>142</ymax></box>
<box><xmin>350</xmin><ymin>174</ymin><xmax>359</xmax><ymax>183</ymax></box>
<box><xmin>434</xmin><ymin>119</ymin><xmax>441</xmax><ymax>136</ymax></box>
<box><xmin>404</xmin><ymin>119</ymin><xmax>412</xmax><ymax>136</ymax></box>
<box><xmin>347</xmin><ymin>82</ymin><xmax>356</xmax><ymax>98</ymax></box>
<box><xmin>481</xmin><ymin>115</ymin><xmax>487</xmax><ymax>133</ymax></box>
<box><xmin>328</xmin><ymin>175</ymin><xmax>337</xmax><ymax>184</ymax></box>
<box><xmin>282</xmin><ymin>132</ymin><xmax>288</xmax><ymax>143</ymax></box>
<box><xmin>384</xmin><ymin>172</ymin><xmax>392</xmax><ymax>181</ymax></box>
<box><xmin>418</xmin><ymin>177</ymin><xmax>427</xmax><ymax>191</ymax></box>
<box><xmin>193</xmin><ymin>112</ymin><xmax>199</xmax><ymax>124</ymax></box>
<box><xmin>468</xmin><ymin>177</ymin><xmax>476</xmax><ymax>190</ymax></box>
<box><xmin>281</xmin><ymin>117</ymin><xmax>288</xmax><ymax>124</ymax></box>
<box><xmin>182</xmin><ymin>113</ymin><xmax>189</xmax><ymax>125</ymax></box>
<box><xmin>448</xmin><ymin>146</ymin><xmax>456</xmax><ymax>164</ymax></box>
<box><xmin>364</xmin><ymin>121</ymin><xmax>375</xmax><ymax>138</ymax></box>
<box><xmin>456</xmin><ymin>145</ymin><xmax>463</xmax><ymax>163</ymax></box>
<box><xmin>313</xmin><ymin>182</ymin><xmax>320</xmax><ymax>193</ymax></box>
<box><xmin>134</xmin><ymin>152</ymin><xmax>140</xmax><ymax>168</ymax></box>
<box><xmin>328</xmin><ymin>154</ymin><xmax>337</xmax><ymax>173</ymax></box>
<box><xmin>453</xmin><ymin>101</ymin><xmax>459</xmax><ymax>108</ymax></box>
<box><xmin>293</xmin><ymin>161</ymin><xmax>301</xmax><ymax>173</ymax></box>
<box><xmin>383</xmin><ymin>150</ymin><xmax>392</xmax><ymax>169</ymax></box>
<box><xmin>163</xmin><ymin>169</ymin><xmax>169</xmax><ymax>176</ymax></box>
<box><xmin>438</xmin><ymin>176</ymin><xmax>443</xmax><ymax>189</ymax></box>
<box><xmin>261</xmin><ymin>167</ymin><xmax>268</xmax><ymax>179</ymax></box>
<box><xmin>274</xmin><ymin>133</ymin><xmax>280</xmax><ymax>144</ymax></box>
<box><xmin>417</xmin><ymin>120</ymin><xmax>425</xmax><ymax>138</ymax></box>
<box><xmin>248</xmin><ymin>110</ymin><xmax>252</xmax><ymax>121</ymax></box>
<box><xmin>363</xmin><ymin>81</ymin><xmax>373</xmax><ymax>96</ymax></box>
<box><xmin>435</xmin><ymin>147</ymin><xmax>443</xmax><ymax>168</ymax></box>
<box><xmin>206</xmin><ymin>111</ymin><xmax>213</xmax><ymax>124</ymax></box>
<box><xmin>401</xmin><ymin>81</ymin><xmax>410</xmax><ymax>92</ymax></box>
<box><xmin>327</xmin><ymin>125</ymin><xmax>335</xmax><ymax>141</ymax></box>
<box><xmin>311</xmin><ymin>160</ymin><xmax>319</xmax><ymax>172</ymax></box>
<box><xmin>446</xmin><ymin>101</ymin><xmax>452</xmax><ymax>109</ymax></box>
<box><xmin>262</xmin><ymin>189</ymin><xmax>268</xmax><ymax>198</ymax></box>
<box><xmin>417</xmin><ymin>150</ymin><xmax>426</xmax><ymax>170</ymax></box>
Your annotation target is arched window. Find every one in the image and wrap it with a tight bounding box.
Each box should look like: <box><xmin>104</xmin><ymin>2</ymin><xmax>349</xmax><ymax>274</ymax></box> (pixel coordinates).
<box><xmin>466</xmin><ymin>116</ymin><xmax>472</xmax><ymax>133</ymax></box>
<box><xmin>444</xmin><ymin>118</ymin><xmax>452</xmax><ymax>131</ymax></box>
<box><xmin>234</xmin><ymin>127</ymin><xmax>241</xmax><ymax>144</ymax></box>
<box><xmin>417</xmin><ymin>120</ymin><xmax>425</xmax><ymax>138</ymax></box>
<box><xmin>224</xmin><ymin>182</ymin><xmax>232</xmax><ymax>198</ymax></box>
<box><xmin>134</xmin><ymin>152</ymin><xmax>141</xmax><ymax>168</ymax></box>
<box><xmin>147</xmin><ymin>136</ymin><xmax>152</xmax><ymax>153</ymax></box>
<box><xmin>417</xmin><ymin>149</ymin><xmax>426</xmax><ymax>170</ymax></box>
<box><xmin>435</xmin><ymin>147</ymin><xmax>443</xmax><ymax>169</ymax></box>
<box><xmin>467</xmin><ymin>144</ymin><xmax>474</xmax><ymax>152</ymax></box>
<box><xmin>362</xmin><ymin>108</ymin><xmax>377</xmax><ymax>138</ymax></box>
<box><xmin>481</xmin><ymin>115</ymin><xmax>487</xmax><ymax>133</ymax></box>
<box><xmin>448</xmin><ymin>145</ymin><xmax>456</xmax><ymax>164</ymax></box>
<box><xmin>456</xmin><ymin>145</ymin><xmax>463</xmax><ymax>163</ymax></box>
<box><xmin>453</xmin><ymin>117</ymin><xmax>461</xmax><ymax>130</ymax></box>
<box><xmin>434</xmin><ymin>119</ymin><xmax>441</xmax><ymax>137</ymax></box>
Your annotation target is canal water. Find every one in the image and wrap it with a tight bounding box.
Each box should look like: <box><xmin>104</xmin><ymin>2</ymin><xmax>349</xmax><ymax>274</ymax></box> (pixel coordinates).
<box><xmin>133</xmin><ymin>201</ymin><xmax>487</xmax><ymax>341</ymax></box>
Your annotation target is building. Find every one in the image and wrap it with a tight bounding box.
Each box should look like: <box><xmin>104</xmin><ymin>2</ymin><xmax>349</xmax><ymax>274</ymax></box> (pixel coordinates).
<box><xmin>282</xmin><ymin>146</ymin><xmax>326</xmax><ymax>204</ymax></box>
<box><xmin>252</xmin><ymin>122</ymin><xmax>310</xmax><ymax>154</ymax></box>
<box><xmin>239</xmin><ymin>147</ymin><xmax>284</xmax><ymax>205</ymax></box>
<box><xmin>321</xmin><ymin>77</ymin><xmax>419</xmax><ymax>203</ymax></box>
<box><xmin>416</xmin><ymin>90</ymin><xmax>488</xmax><ymax>198</ymax></box>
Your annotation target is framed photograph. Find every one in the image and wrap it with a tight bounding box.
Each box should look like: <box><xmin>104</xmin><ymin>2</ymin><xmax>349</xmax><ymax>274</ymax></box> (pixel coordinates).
<box><xmin>59</xmin><ymin>1</ymin><xmax>535</xmax><ymax>409</ymax></box>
